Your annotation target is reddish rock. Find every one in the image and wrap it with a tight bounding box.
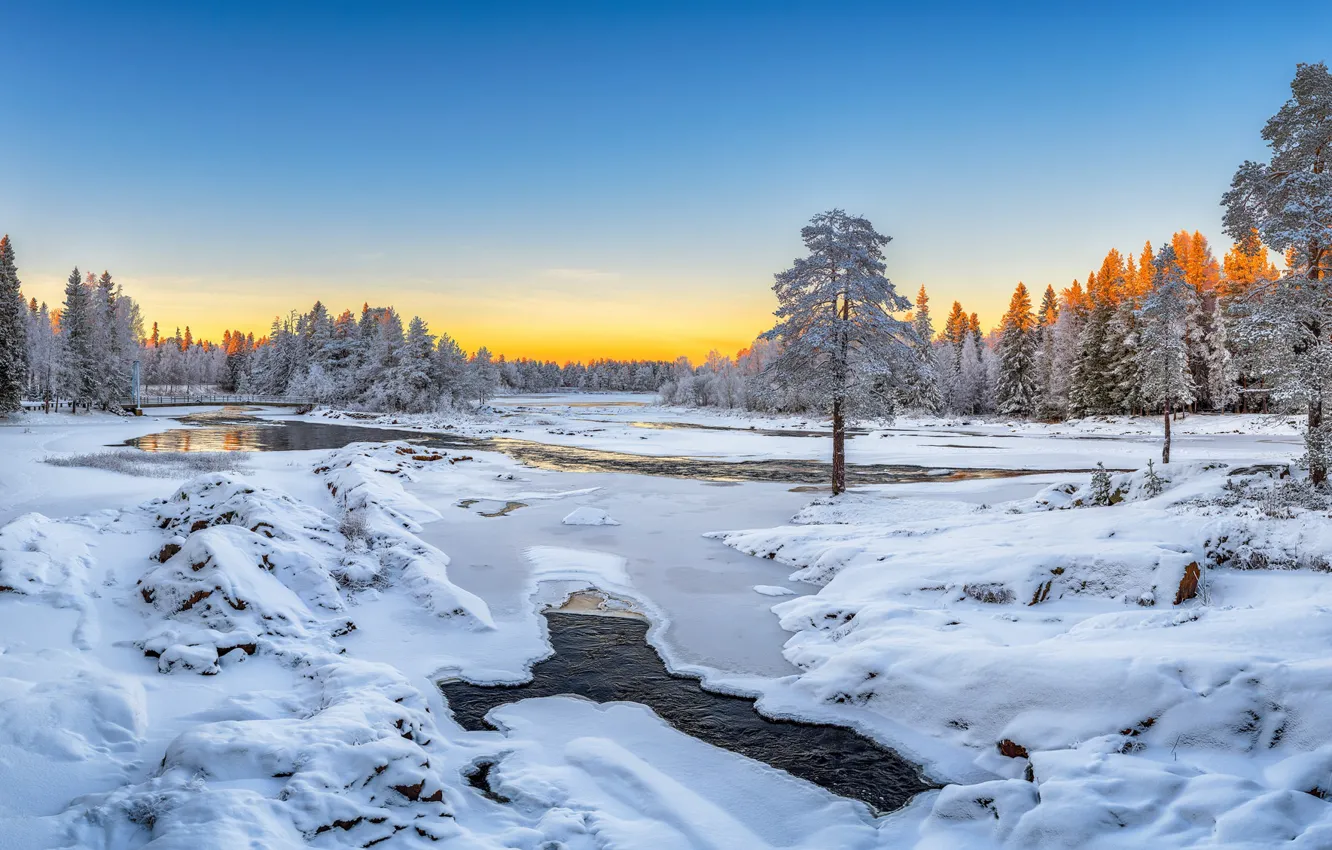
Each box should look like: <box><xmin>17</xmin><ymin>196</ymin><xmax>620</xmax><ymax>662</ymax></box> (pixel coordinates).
<box><xmin>1174</xmin><ymin>562</ymin><xmax>1201</xmax><ymax>605</ymax></box>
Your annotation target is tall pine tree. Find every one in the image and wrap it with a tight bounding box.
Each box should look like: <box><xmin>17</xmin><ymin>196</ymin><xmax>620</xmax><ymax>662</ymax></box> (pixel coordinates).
<box><xmin>1135</xmin><ymin>245</ymin><xmax>1196</xmax><ymax>463</ymax></box>
<box><xmin>1223</xmin><ymin>62</ymin><xmax>1332</xmax><ymax>482</ymax></box>
<box><xmin>761</xmin><ymin>210</ymin><xmax>912</xmax><ymax>493</ymax></box>
<box><xmin>996</xmin><ymin>282</ymin><xmax>1037</xmax><ymax>417</ymax></box>
<box><xmin>0</xmin><ymin>236</ymin><xmax>27</xmax><ymax>414</ymax></box>
<box><xmin>60</xmin><ymin>267</ymin><xmax>96</xmax><ymax>410</ymax></box>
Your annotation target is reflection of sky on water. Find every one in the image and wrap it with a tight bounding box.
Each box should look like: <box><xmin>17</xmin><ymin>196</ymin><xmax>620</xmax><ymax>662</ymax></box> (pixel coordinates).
<box><xmin>122</xmin><ymin>415</ymin><xmax>463</xmax><ymax>454</ymax></box>
<box><xmin>127</xmin><ymin>427</ymin><xmax>273</xmax><ymax>453</ymax></box>
<box><xmin>122</xmin><ymin>411</ymin><xmax>1112</xmax><ymax>484</ymax></box>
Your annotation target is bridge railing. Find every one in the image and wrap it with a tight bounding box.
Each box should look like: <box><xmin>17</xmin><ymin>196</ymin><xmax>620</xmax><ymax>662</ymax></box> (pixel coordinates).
<box><xmin>124</xmin><ymin>395</ymin><xmax>317</xmax><ymax>408</ymax></box>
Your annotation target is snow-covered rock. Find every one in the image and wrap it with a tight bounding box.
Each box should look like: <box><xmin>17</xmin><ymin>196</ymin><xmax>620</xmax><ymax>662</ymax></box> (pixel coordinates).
<box><xmin>561</xmin><ymin>506</ymin><xmax>620</xmax><ymax>526</ymax></box>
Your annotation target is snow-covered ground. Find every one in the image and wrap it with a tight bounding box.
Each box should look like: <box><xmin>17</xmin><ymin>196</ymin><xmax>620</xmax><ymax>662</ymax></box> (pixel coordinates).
<box><xmin>1</xmin><ymin>398</ymin><xmax>1329</xmax><ymax>848</ymax></box>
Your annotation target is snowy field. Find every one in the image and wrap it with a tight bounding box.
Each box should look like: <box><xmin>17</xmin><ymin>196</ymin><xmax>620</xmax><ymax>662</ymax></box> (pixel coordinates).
<box><xmin>1</xmin><ymin>396</ymin><xmax>1330</xmax><ymax>849</ymax></box>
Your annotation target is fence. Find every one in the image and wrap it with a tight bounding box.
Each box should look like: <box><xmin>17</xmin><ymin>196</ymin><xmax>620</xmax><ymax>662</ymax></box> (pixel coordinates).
<box><xmin>125</xmin><ymin>395</ymin><xmax>316</xmax><ymax>408</ymax></box>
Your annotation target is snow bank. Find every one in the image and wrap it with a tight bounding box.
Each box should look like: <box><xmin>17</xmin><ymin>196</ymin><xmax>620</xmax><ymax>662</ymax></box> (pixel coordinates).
<box><xmin>66</xmin><ymin>651</ymin><xmax>464</xmax><ymax>848</ymax></box>
<box><xmin>316</xmin><ymin>443</ymin><xmax>494</xmax><ymax>629</ymax></box>
<box><xmin>0</xmin><ymin>513</ymin><xmax>98</xmax><ymax>648</ymax></box>
<box><xmin>715</xmin><ymin>462</ymin><xmax>1332</xmax><ymax>847</ymax></box>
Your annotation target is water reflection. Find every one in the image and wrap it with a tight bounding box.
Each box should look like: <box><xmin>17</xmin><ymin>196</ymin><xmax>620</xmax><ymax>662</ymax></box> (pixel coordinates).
<box><xmin>126</xmin><ymin>411</ymin><xmax>1093</xmax><ymax>485</ymax></box>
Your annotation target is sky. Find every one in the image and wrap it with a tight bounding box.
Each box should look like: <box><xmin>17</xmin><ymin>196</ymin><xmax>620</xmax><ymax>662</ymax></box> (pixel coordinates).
<box><xmin>3</xmin><ymin>1</ymin><xmax>1330</xmax><ymax>363</ymax></box>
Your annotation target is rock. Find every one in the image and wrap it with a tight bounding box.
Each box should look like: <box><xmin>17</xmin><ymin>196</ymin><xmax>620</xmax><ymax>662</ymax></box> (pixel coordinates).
<box><xmin>964</xmin><ymin>582</ymin><xmax>1015</xmax><ymax>604</ymax></box>
<box><xmin>1174</xmin><ymin>561</ymin><xmax>1201</xmax><ymax>605</ymax></box>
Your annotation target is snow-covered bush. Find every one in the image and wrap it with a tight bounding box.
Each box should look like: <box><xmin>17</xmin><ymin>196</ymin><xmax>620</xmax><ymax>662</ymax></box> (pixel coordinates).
<box><xmin>46</xmin><ymin>450</ymin><xmax>247</xmax><ymax>477</ymax></box>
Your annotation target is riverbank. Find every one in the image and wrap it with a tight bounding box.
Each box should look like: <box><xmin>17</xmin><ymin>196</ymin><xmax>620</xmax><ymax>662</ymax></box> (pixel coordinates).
<box><xmin>1</xmin><ymin>399</ymin><xmax>1329</xmax><ymax>848</ymax></box>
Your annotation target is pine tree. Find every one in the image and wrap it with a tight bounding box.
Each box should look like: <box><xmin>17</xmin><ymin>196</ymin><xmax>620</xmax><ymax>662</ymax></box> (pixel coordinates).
<box><xmin>996</xmin><ymin>282</ymin><xmax>1037</xmax><ymax>417</ymax></box>
<box><xmin>940</xmin><ymin>300</ymin><xmax>969</xmax><ymax>413</ymax></box>
<box><xmin>761</xmin><ymin>210</ymin><xmax>913</xmax><ymax>493</ymax></box>
<box><xmin>378</xmin><ymin>316</ymin><xmax>437</xmax><ymax>412</ymax></box>
<box><xmin>24</xmin><ymin>300</ymin><xmax>57</xmax><ymax>408</ymax></box>
<box><xmin>1034</xmin><ymin>284</ymin><xmax>1060</xmax><ymax>418</ymax></box>
<box><xmin>1071</xmin><ymin>271</ymin><xmax>1113</xmax><ymax>416</ymax></box>
<box><xmin>901</xmin><ymin>285</ymin><xmax>942</xmax><ymax>413</ymax></box>
<box><xmin>469</xmin><ymin>346</ymin><xmax>500</xmax><ymax>406</ymax></box>
<box><xmin>1221</xmin><ymin>228</ymin><xmax>1279</xmax><ymax>298</ymax></box>
<box><xmin>1221</xmin><ymin>229</ymin><xmax>1280</xmax><ymax>411</ymax></box>
<box><xmin>60</xmin><ymin>267</ymin><xmax>96</xmax><ymax>410</ymax></box>
<box><xmin>1048</xmin><ymin>281</ymin><xmax>1088</xmax><ymax>418</ymax></box>
<box><xmin>0</xmin><ymin>236</ymin><xmax>28</xmax><ymax>413</ymax></box>
<box><xmin>1222</xmin><ymin>62</ymin><xmax>1332</xmax><ymax>482</ymax></box>
<box><xmin>1089</xmin><ymin>462</ymin><xmax>1113</xmax><ymax>506</ymax></box>
<box><xmin>1135</xmin><ymin>245</ymin><xmax>1196</xmax><ymax>464</ymax></box>
<box><xmin>433</xmin><ymin>333</ymin><xmax>469</xmax><ymax>406</ymax></box>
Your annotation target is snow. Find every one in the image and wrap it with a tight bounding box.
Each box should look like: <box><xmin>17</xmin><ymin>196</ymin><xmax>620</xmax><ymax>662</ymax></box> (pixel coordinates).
<box><xmin>2</xmin><ymin>398</ymin><xmax>1330</xmax><ymax>848</ymax></box>
<box><xmin>562</xmin><ymin>506</ymin><xmax>621</xmax><ymax>526</ymax></box>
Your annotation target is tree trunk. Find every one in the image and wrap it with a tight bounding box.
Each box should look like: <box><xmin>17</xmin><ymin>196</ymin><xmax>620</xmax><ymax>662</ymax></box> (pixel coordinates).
<box><xmin>1310</xmin><ymin>231</ymin><xmax>1326</xmax><ymax>485</ymax></box>
<box><xmin>1162</xmin><ymin>400</ymin><xmax>1171</xmax><ymax>465</ymax></box>
<box><xmin>1311</xmin><ymin>396</ymin><xmax>1325</xmax><ymax>485</ymax></box>
<box><xmin>831</xmin><ymin>398</ymin><xmax>846</xmax><ymax>495</ymax></box>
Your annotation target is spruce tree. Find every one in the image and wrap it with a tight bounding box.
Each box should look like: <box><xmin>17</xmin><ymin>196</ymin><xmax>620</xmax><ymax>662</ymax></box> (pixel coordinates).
<box><xmin>904</xmin><ymin>285</ymin><xmax>942</xmax><ymax>414</ymax></box>
<box><xmin>996</xmin><ymin>282</ymin><xmax>1037</xmax><ymax>417</ymax></box>
<box><xmin>0</xmin><ymin>236</ymin><xmax>28</xmax><ymax>414</ymax></box>
<box><xmin>1034</xmin><ymin>284</ymin><xmax>1060</xmax><ymax>419</ymax></box>
<box><xmin>60</xmin><ymin>267</ymin><xmax>96</xmax><ymax>410</ymax></box>
<box><xmin>1071</xmin><ymin>271</ymin><xmax>1112</xmax><ymax>416</ymax></box>
<box><xmin>1135</xmin><ymin>245</ymin><xmax>1196</xmax><ymax>464</ymax></box>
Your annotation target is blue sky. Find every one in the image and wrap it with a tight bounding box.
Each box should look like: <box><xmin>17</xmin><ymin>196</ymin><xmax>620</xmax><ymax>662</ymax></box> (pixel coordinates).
<box><xmin>3</xmin><ymin>1</ymin><xmax>1328</xmax><ymax>360</ymax></box>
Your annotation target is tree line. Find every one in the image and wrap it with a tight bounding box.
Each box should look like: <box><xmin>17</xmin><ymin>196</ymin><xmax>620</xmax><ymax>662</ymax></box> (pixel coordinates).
<box><xmin>0</xmin><ymin>260</ymin><xmax>678</xmax><ymax>414</ymax></box>
<box><xmin>668</xmin><ymin>62</ymin><xmax>1332</xmax><ymax>485</ymax></box>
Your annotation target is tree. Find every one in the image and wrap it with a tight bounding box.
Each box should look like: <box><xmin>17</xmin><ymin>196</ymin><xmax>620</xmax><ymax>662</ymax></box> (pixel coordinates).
<box><xmin>1034</xmin><ymin>284</ymin><xmax>1060</xmax><ymax>418</ymax></box>
<box><xmin>1222</xmin><ymin>62</ymin><xmax>1332</xmax><ymax>483</ymax></box>
<box><xmin>0</xmin><ymin>236</ymin><xmax>27</xmax><ymax>413</ymax></box>
<box><xmin>900</xmin><ymin>286</ymin><xmax>942</xmax><ymax>413</ymax></box>
<box><xmin>469</xmin><ymin>346</ymin><xmax>500</xmax><ymax>405</ymax></box>
<box><xmin>60</xmin><ymin>267</ymin><xmax>96</xmax><ymax>410</ymax></box>
<box><xmin>1221</xmin><ymin>228</ymin><xmax>1279</xmax><ymax>298</ymax></box>
<box><xmin>761</xmin><ymin>210</ymin><xmax>912</xmax><ymax>494</ymax></box>
<box><xmin>24</xmin><ymin>300</ymin><xmax>57</xmax><ymax>408</ymax></box>
<box><xmin>379</xmin><ymin>316</ymin><xmax>437</xmax><ymax>412</ymax></box>
<box><xmin>1135</xmin><ymin>245</ymin><xmax>1196</xmax><ymax>464</ymax></box>
<box><xmin>996</xmin><ymin>282</ymin><xmax>1038</xmax><ymax>417</ymax></box>
<box><xmin>433</xmin><ymin>333</ymin><xmax>469</xmax><ymax>406</ymax></box>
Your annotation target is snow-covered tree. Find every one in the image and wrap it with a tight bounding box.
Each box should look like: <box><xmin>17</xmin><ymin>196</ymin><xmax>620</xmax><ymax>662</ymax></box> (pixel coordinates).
<box><xmin>60</xmin><ymin>267</ymin><xmax>97</xmax><ymax>410</ymax></box>
<box><xmin>996</xmin><ymin>282</ymin><xmax>1037</xmax><ymax>417</ymax></box>
<box><xmin>898</xmin><ymin>286</ymin><xmax>942</xmax><ymax>414</ymax></box>
<box><xmin>1222</xmin><ymin>62</ymin><xmax>1332</xmax><ymax>482</ymax></box>
<box><xmin>377</xmin><ymin>316</ymin><xmax>436</xmax><ymax>412</ymax></box>
<box><xmin>0</xmin><ymin>236</ymin><xmax>27</xmax><ymax>413</ymax></box>
<box><xmin>761</xmin><ymin>210</ymin><xmax>913</xmax><ymax>493</ymax></box>
<box><xmin>24</xmin><ymin>299</ymin><xmax>58</xmax><ymax>406</ymax></box>
<box><xmin>1033</xmin><ymin>284</ymin><xmax>1060</xmax><ymax>419</ymax></box>
<box><xmin>468</xmin><ymin>346</ymin><xmax>500</xmax><ymax>405</ymax></box>
<box><xmin>1135</xmin><ymin>245</ymin><xmax>1196</xmax><ymax>464</ymax></box>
